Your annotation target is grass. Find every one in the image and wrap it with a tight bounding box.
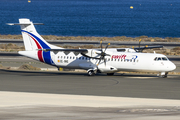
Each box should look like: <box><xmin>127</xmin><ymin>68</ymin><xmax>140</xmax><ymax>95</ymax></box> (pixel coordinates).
<box><xmin>0</xmin><ymin>43</ymin><xmax>25</xmax><ymax>52</ymax></box>
<box><xmin>0</xmin><ymin>34</ymin><xmax>180</xmax><ymax>42</ymax></box>
<box><xmin>18</xmin><ymin>64</ymin><xmax>41</xmax><ymax>71</ymax></box>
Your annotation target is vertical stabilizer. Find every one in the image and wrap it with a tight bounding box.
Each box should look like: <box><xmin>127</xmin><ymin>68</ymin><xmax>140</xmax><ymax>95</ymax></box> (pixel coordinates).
<box><xmin>7</xmin><ymin>18</ymin><xmax>61</xmax><ymax>51</ymax></box>
<box><xmin>17</xmin><ymin>18</ymin><xmax>60</xmax><ymax>51</ymax></box>
<box><xmin>7</xmin><ymin>18</ymin><xmax>61</xmax><ymax>65</ymax></box>
<box><xmin>19</xmin><ymin>19</ymin><xmax>37</xmax><ymax>50</ymax></box>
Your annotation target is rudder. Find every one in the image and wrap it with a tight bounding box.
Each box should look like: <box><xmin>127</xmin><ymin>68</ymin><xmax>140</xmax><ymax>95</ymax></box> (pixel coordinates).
<box><xmin>19</xmin><ymin>19</ymin><xmax>37</xmax><ymax>50</ymax></box>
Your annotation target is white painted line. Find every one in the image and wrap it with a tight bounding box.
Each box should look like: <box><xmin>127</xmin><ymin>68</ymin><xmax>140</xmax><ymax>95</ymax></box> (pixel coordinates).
<box><xmin>1</xmin><ymin>91</ymin><xmax>180</xmax><ymax>108</ymax></box>
<box><xmin>126</xmin><ymin>77</ymin><xmax>156</xmax><ymax>79</ymax></box>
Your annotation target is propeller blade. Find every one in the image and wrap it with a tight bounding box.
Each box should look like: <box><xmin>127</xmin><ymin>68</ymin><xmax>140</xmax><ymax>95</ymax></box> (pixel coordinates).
<box><xmin>104</xmin><ymin>43</ymin><xmax>110</xmax><ymax>53</ymax></box>
<box><xmin>104</xmin><ymin>58</ymin><xmax>106</xmax><ymax>66</ymax></box>
<box><xmin>100</xmin><ymin>41</ymin><xmax>103</xmax><ymax>52</ymax></box>
<box><xmin>97</xmin><ymin>57</ymin><xmax>102</xmax><ymax>66</ymax></box>
<box><xmin>139</xmin><ymin>39</ymin><xmax>141</xmax><ymax>49</ymax></box>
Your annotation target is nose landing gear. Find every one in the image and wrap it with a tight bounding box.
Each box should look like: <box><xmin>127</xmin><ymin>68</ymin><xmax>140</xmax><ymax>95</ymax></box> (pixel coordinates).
<box><xmin>158</xmin><ymin>72</ymin><xmax>168</xmax><ymax>78</ymax></box>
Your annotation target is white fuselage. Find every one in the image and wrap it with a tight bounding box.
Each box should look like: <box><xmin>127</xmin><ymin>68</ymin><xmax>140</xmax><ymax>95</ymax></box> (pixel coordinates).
<box><xmin>19</xmin><ymin>49</ymin><xmax>176</xmax><ymax>73</ymax></box>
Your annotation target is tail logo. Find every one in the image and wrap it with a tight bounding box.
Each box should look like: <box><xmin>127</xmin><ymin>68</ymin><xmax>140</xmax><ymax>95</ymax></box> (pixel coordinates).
<box><xmin>22</xmin><ymin>30</ymin><xmax>54</xmax><ymax>65</ymax></box>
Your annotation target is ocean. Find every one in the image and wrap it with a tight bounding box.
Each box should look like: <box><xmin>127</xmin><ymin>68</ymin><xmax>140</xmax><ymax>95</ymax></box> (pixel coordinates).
<box><xmin>0</xmin><ymin>0</ymin><xmax>180</xmax><ymax>37</ymax></box>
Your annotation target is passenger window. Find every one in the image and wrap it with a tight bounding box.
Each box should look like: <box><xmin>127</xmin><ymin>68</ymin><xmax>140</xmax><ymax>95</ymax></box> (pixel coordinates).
<box><xmin>79</xmin><ymin>57</ymin><xmax>81</xmax><ymax>60</ymax></box>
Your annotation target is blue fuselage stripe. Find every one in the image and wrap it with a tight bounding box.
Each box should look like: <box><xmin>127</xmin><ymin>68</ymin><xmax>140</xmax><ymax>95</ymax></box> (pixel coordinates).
<box><xmin>22</xmin><ymin>30</ymin><xmax>54</xmax><ymax>65</ymax></box>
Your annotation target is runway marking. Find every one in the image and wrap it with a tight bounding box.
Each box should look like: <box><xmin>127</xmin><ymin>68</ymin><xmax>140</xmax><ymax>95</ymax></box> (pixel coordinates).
<box><xmin>126</xmin><ymin>77</ymin><xmax>157</xmax><ymax>79</ymax></box>
<box><xmin>1</xmin><ymin>91</ymin><xmax>180</xmax><ymax>108</ymax></box>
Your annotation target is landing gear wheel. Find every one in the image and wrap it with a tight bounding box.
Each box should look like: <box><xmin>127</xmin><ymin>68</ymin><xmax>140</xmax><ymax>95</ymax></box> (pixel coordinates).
<box><xmin>107</xmin><ymin>73</ymin><xmax>114</xmax><ymax>76</ymax></box>
<box><xmin>88</xmin><ymin>70</ymin><xmax>95</xmax><ymax>76</ymax></box>
<box><xmin>162</xmin><ymin>75</ymin><xmax>167</xmax><ymax>78</ymax></box>
<box><xmin>159</xmin><ymin>72</ymin><xmax>168</xmax><ymax>78</ymax></box>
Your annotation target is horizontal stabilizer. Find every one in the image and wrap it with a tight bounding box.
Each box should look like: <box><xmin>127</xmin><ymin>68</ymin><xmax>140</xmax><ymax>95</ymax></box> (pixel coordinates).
<box><xmin>6</xmin><ymin>23</ymin><xmax>44</xmax><ymax>26</ymax></box>
<box><xmin>134</xmin><ymin>45</ymin><xmax>163</xmax><ymax>52</ymax></box>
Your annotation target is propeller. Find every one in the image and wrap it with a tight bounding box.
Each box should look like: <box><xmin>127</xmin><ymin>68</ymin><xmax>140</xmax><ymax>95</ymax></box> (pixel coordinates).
<box><xmin>96</xmin><ymin>41</ymin><xmax>110</xmax><ymax>66</ymax></box>
<box><xmin>132</xmin><ymin>39</ymin><xmax>144</xmax><ymax>52</ymax></box>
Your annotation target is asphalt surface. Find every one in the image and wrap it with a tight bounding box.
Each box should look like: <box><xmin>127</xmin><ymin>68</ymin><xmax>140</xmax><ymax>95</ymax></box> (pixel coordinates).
<box><xmin>0</xmin><ymin>54</ymin><xmax>180</xmax><ymax>120</ymax></box>
<box><xmin>0</xmin><ymin>69</ymin><xmax>180</xmax><ymax>100</ymax></box>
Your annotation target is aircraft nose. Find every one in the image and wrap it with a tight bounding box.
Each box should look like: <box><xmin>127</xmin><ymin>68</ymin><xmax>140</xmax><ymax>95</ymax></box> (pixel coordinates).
<box><xmin>169</xmin><ymin>62</ymin><xmax>176</xmax><ymax>71</ymax></box>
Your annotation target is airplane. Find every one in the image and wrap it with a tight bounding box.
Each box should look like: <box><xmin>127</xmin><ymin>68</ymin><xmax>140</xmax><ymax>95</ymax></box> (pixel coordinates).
<box><xmin>7</xmin><ymin>18</ymin><xmax>176</xmax><ymax>78</ymax></box>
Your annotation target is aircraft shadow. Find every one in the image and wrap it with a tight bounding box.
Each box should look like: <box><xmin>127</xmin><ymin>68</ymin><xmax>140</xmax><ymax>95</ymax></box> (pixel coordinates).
<box><xmin>0</xmin><ymin>69</ymin><xmax>160</xmax><ymax>78</ymax></box>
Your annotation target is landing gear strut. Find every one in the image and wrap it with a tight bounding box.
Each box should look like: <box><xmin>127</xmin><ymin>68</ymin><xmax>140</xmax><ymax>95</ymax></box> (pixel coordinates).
<box><xmin>158</xmin><ymin>72</ymin><xmax>168</xmax><ymax>78</ymax></box>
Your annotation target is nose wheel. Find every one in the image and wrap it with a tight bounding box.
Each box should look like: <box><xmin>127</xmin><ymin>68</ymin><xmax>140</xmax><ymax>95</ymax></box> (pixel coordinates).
<box><xmin>158</xmin><ymin>72</ymin><xmax>168</xmax><ymax>78</ymax></box>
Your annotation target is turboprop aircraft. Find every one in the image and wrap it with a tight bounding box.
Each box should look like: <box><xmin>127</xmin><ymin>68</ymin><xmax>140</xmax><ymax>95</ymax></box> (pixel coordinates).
<box><xmin>7</xmin><ymin>19</ymin><xmax>176</xmax><ymax>77</ymax></box>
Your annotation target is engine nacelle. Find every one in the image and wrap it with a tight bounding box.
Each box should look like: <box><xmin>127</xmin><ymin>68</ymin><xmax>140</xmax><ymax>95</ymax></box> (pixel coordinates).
<box><xmin>98</xmin><ymin>65</ymin><xmax>118</xmax><ymax>73</ymax></box>
<box><xmin>79</xmin><ymin>63</ymin><xmax>97</xmax><ymax>69</ymax></box>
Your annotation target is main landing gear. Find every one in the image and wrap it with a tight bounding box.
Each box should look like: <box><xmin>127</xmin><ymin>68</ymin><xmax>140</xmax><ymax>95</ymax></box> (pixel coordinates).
<box><xmin>87</xmin><ymin>70</ymin><xmax>95</xmax><ymax>76</ymax></box>
<box><xmin>87</xmin><ymin>69</ymin><xmax>115</xmax><ymax>76</ymax></box>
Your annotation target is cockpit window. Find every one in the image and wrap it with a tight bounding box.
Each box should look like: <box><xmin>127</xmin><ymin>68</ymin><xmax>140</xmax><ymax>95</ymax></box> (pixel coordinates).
<box><xmin>154</xmin><ymin>57</ymin><xmax>169</xmax><ymax>61</ymax></box>
<box><xmin>162</xmin><ymin>57</ymin><xmax>168</xmax><ymax>61</ymax></box>
<box><xmin>157</xmin><ymin>58</ymin><xmax>161</xmax><ymax>61</ymax></box>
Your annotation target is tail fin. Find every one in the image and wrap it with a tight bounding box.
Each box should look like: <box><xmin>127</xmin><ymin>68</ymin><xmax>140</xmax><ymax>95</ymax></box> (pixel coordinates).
<box><xmin>8</xmin><ymin>18</ymin><xmax>59</xmax><ymax>51</ymax></box>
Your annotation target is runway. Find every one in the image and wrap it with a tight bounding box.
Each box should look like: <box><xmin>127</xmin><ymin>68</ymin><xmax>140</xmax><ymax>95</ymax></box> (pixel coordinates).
<box><xmin>1</xmin><ymin>69</ymin><xmax>180</xmax><ymax>119</ymax></box>
<box><xmin>0</xmin><ymin>53</ymin><xmax>180</xmax><ymax>119</ymax></box>
<box><xmin>0</xmin><ymin>69</ymin><xmax>180</xmax><ymax>100</ymax></box>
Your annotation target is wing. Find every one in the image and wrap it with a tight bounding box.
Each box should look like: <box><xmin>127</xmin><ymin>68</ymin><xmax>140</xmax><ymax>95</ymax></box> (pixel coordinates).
<box><xmin>134</xmin><ymin>45</ymin><xmax>163</xmax><ymax>52</ymax></box>
<box><xmin>43</xmin><ymin>48</ymin><xmax>88</xmax><ymax>52</ymax></box>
